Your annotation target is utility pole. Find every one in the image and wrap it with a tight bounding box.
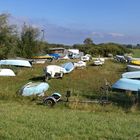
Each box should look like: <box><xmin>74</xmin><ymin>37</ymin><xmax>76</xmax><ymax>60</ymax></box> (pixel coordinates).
<box><xmin>41</xmin><ymin>29</ymin><xmax>45</xmax><ymax>41</ymax></box>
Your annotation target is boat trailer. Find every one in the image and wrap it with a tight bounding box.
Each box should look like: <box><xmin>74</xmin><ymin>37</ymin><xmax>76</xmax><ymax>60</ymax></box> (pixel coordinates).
<box><xmin>42</xmin><ymin>89</ymin><xmax>111</xmax><ymax>107</ymax></box>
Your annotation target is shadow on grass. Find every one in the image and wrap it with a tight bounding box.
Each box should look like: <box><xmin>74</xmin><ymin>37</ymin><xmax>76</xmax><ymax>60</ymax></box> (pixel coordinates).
<box><xmin>89</xmin><ymin>63</ymin><xmax>103</xmax><ymax>67</ymax></box>
<box><xmin>29</xmin><ymin>76</ymin><xmax>45</xmax><ymax>82</ymax></box>
<box><xmin>82</xmin><ymin>90</ymin><xmax>140</xmax><ymax>111</ymax></box>
<box><xmin>82</xmin><ymin>93</ymin><xmax>100</xmax><ymax>100</ymax></box>
<box><xmin>109</xmin><ymin>92</ymin><xmax>135</xmax><ymax>109</ymax></box>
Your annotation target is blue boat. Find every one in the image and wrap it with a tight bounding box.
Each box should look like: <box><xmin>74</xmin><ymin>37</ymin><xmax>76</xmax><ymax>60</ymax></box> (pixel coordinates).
<box><xmin>0</xmin><ymin>59</ymin><xmax>32</xmax><ymax>67</ymax></box>
<box><xmin>61</xmin><ymin>62</ymin><xmax>75</xmax><ymax>73</ymax></box>
<box><xmin>49</xmin><ymin>53</ymin><xmax>60</xmax><ymax>60</ymax></box>
<box><xmin>19</xmin><ymin>82</ymin><xmax>49</xmax><ymax>96</ymax></box>
<box><xmin>112</xmin><ymin>78</ymin><xmax>140</xmax><ymax>92</ymax></box>
<box><xmin>122</xmin><ymin>71</ymin><xmax>140</xmax><ymax>79</ymax></box>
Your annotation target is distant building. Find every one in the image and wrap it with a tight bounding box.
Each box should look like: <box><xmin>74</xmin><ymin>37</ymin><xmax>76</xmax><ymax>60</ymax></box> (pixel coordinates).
<box><xmin>49</xmin><ymin>48</ymin><xmax>65</xmax><ymax>54</ymax></box>
<box><xmin>68</xmin><ymin>49</ymin><xmax>79</xmax><ymax>54</ymax></box>
<box><xmin>67</xmin><ymin>49</ymin><xmax>83</xmax><ymax>59</ymax></box>
<box><xmin>49</xmin><ymin>48</ymin><xmax>84</xmax><ymax>59</ymax></box>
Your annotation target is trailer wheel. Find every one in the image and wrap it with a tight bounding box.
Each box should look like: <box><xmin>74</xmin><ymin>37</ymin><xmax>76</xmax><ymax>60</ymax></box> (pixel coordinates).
<box><xmin>44</xmin><ymin>99</ymin><xmax>55</xmax><ymax>107</ymax></box>
<box><xmin>45</xmin><ymin>74</ymin><xmax>51</xmax><ymax>81</ymax></box>
<box><xmin>45</xmin><ymin>76</ymin><xmax>49</xmax><ymax>81</ymax></box>
<box><xmin>60</xmin><ymin>73</ymin><xmax>63</xmax><ymax>79</ymax></box>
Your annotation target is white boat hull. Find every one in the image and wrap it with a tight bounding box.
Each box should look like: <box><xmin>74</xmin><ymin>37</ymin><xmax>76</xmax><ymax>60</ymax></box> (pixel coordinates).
<box><xmin>0</xmin><ymin>69</ymin><xmax>15</xmax><ymax>76</ymax></box>
<box><xmin>127</xmin><ymin>65</ymin><xmax>140</xmax><ymax>72</ymax></box>
<box><xmin>0</xmin><ymin>59</ymin><xmax>32</xmax><ymax>67</ymax></box>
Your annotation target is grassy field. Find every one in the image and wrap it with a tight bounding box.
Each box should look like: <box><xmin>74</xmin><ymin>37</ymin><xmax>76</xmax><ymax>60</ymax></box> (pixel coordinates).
<box><xmin>0</xmin><ymin>59</ymin><xmax>140</xmax><ymax>140</ymax></box>
<box><xmin>132</xmin><ymin>49</ymin><xmax>140</xmax><ymax>58</ymax></box>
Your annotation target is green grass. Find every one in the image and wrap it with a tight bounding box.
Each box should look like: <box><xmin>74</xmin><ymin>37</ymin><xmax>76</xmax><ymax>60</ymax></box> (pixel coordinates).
<box><xmin>0</xmin><ymin>101</ymin><xmax>140</xmax><ymax>140</ymax></box>
<box><xmin>0</xmin><ymin>60</ymin><xmax>123</xmax><ymax>99</ymax></box>
<box><xmin>0</xmin><ymin>59</ymin><xmax>140</xmax><ymax>139</ymax></box>
<box><xmin>132</xmin><ymin>48</ymin><xmax>140</xmax><ymax>58</ymax></box>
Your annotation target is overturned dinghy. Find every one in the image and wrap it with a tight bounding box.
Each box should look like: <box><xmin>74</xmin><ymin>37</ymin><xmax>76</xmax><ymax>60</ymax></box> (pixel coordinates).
<box><xmin>93</xmin><ymin>58</ymin><xmax>105</xmax><ymax>66</ymax></box>
<box><xmin>74</xmin><ymin>61</ymin><xmax>86</xmax><ymax>68</ymax></box>
<box><xmin>131</xmin><ymin>60</ymin><xmax>140</xmax><ymax>66</ymax></box>
<box><xmin>0</xmin><ymin>59</ymin><xmax>32</xmax><ymax>67</ymax></box>
<box><xmin>122</xmin><ymin>71</ymin><xmax>140</xmax><ymax>79</ymax></box>
<box><xmin>19</xmin><ymin>82</ymin><xmax>49</xmax><ymax>96</ymax></box>
<box><xmin>127</xmin><ymin>65</ymin><xmax>140</xmax><ymax>72</ymax></box>
<box><xmin>61</xmin><ymin>62</ymin><xmax>75</xmax><ymax>73</ymax></box>
<box><xmin>115</xmin><ymin>55</ymin><xmax>127</xmax><ymax>62</ymax></box>
<box><xmin>44</xmin><ymin>65</ymin><xmax>65</xmax><ymax>80</ymax></box>
<box><xmin>93</xmin><ymin>60</ymin><xmax>103</xmax><ymax>66</ymax></box>
<box><xmin>0</xmin><ymin>69</ymin><xmax>15</xmax><ymax>76</ymax></box>
<box><xmin>112</xmin><ymin>78</ymin><xmax>140</xmax><ymax>92</ymax></box>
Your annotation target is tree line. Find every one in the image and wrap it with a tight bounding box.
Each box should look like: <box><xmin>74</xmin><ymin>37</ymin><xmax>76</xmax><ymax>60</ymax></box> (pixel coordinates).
<box><xmin>0</xmin><ymin>13</ymin><xmax>131</xmax><ymax>59</ymax></box>
<box><xmin>73</xmin><ymin>41</ymin><xmax>131</xmax><ymax>57</ymax></box>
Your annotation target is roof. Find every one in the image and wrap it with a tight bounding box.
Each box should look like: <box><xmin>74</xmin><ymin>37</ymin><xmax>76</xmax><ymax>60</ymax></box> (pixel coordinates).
<box><xmin>49</xmin><ymin>48</ymin><xmax>65</xmax><ymax>50</ymax></box>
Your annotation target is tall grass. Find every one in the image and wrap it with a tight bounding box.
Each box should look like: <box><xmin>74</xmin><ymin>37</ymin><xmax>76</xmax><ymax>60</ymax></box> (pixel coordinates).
<box><xmin>0</xmin><ymin>101</ymin><xmax>140</xmax><ymax>140</ymax></box>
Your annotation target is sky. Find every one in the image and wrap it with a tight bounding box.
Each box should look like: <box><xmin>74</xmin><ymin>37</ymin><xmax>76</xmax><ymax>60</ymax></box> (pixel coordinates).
<box><xmin>0</xmin><ymin>0</ymin><xmax>140</xmax><ymax>45</ymax></box>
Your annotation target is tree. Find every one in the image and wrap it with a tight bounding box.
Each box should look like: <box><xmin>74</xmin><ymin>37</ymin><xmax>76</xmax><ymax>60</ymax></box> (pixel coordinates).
<box><xmin>83</xmin><ymin>38</ymin><xmax>93</xmax><ymax>45</ymax></box>
<box><xmin>37</xmin><ymin>41</ymin><xmax>50</xmax><ymax>54</ymax></box>
<box><xmin>17</xmin><ymin>24</ymin><xmax>40</xmax><ymax>58</ymax></box>
<box><xmin>0</xmin><ymin>13</ymin><xmax>18</xmax><ymax>58</ymax></box>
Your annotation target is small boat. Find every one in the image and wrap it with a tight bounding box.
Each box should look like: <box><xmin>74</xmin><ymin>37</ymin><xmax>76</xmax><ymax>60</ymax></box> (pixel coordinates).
<box><xmin>124</xmin><ymin>55</ymin><xmax>132</xmax><ymax>62</ymax></box>
<box><xmin>0</xmin><ymin>59</ymin><xmax>32</xmax><ymax>67</ymax></box>
<box><xmin>49</xmin><ymin>53</ymin><xmax>60</xmax><ymax>60</ymax></box>
<box><xmin>93</xmin><ymin>60</ymin><xmax>104</xmax><ymax>66</ymax></box>
<box><xmin>32</xmin><ymin>54</ymin><xmax>53</xmax><ymax>59</ymax></box>
<box><xmin>115</xmin><ymin>55</ymin><xmax>127</xmax><ymax>62</ymax></box>
<box><xmin>0</xmin><ymin>69</ymin><xmax>15</xmax><ymax>76</ymax></box>
<box><xmin>19</xmin><ymin>82</ymin><xmax>49</xmax><ymax>96</ymax></box>
<box><xmin>93</xmin><ymin>60</ymin><xmax>103</xmax><ymax>66</ymax></box>
<box><xmin>61</xmin><ymin>62</ymin><xmax>75</xmax><ymax>73</ymax></box>
<box><xmin>93</xmin><ymin>58</ymin><xmax>105</xmax><ymax>66</ymax></box>
<box><xmin>44</xmin><ymin>65</ymin><xmax>65</xmax><ymax>80</ymax></box>
<box><xmin>60</xmin><ymin>55</ymin><xmax>70</xmax><ymax>60</ymax></box>
<box><xmin>122</xmin><ymin>71</ymin><xmax>140</xmax><ymax>79</ymax></box>
<box><xmin>32</xmin><ymin>59</ymin><xmax>46</xmax><ymax>64</ymax></box>
<box><xmin>74</xmin><ymin>61</ymin><xmax>86</xmax><ymax>68</ymax></box>
<box><xmin>127</xmin><ymin>65</ymin><xmax>140</xmax><ymax>72</ymax></box>
<box><xmin>112</xmin><ymin>78</ymin><xmax>140</xmax><ymax>92</ymax></box>
<box><xmin>131</xmin><ymin>60</ymin><xmax>140</xmax><ymax>66</ymax></box>
<box><xmin>81</xmin><ymin>55</ymin><xmax>90</xmax><ymax>62</ymax></box>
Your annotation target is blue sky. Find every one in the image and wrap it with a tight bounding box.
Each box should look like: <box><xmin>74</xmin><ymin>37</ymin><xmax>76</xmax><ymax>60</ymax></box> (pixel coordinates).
<box><xmin>0</xmin><ymin>0</ymin><xmax>140</xmax><ymax>45</ymax></box>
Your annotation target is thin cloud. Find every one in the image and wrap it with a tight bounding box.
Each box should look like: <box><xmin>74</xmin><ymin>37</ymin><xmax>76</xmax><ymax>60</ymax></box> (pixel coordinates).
<box><xmin>8</xmin><ymin>16</ymin><xmax>140</xmax><ymax>45</ymax></box>
<box><xmin>91</xmin><ymin>32</ymin><xmax>125</xmax><ymax>38</ymax></box>
<box><xmin>91</xmin><ymin>32</ymin><xmax>104</xmax><ymax>38</ymax></box>
<box><xmin>108</xmin><ymin>32</ymin><xmax>125</xmax><ymax>37</ymax></box>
